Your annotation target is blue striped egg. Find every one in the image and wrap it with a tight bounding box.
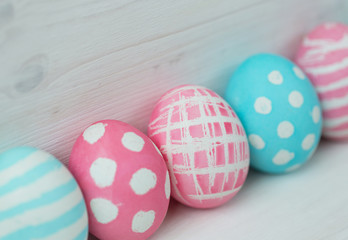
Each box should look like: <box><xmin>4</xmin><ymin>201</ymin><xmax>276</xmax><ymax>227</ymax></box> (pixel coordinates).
<box><xmin>0</xmin><ymin>146</ymin><xmax>88</xmax><ymax>240</ymax></box>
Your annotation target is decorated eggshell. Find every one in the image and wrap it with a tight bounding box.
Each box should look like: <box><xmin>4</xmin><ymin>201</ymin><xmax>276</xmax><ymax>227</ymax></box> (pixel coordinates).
<box><xmin>69</xmin><ymin>120</ymin><xmax>170</xmax><ymax>240</ymax></box>
<box><xmin>0</xmin><ymin>146</ymin><xmax>88</xmax><ymax>240</ymax></box>
<box><xmin>296</xmin><ymin>22</ymin><xmax>348</xmax><ymax>140</ymax></box>
<box><xmin>148</xmin><ymin>85</ymin><xmax>250</xmax><ymax>209</ymax></box>
<box><xmin>225</xmin><ymin>54</ymin><xmax>322</xmax><ymax>174</ymax></box>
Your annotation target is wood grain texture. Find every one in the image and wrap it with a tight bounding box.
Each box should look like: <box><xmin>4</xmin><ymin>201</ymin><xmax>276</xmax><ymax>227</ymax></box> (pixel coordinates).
<box><xmin>0</xmin><ymin>0</ymin><xmax>348</xmax><ymax>165</ymax></box>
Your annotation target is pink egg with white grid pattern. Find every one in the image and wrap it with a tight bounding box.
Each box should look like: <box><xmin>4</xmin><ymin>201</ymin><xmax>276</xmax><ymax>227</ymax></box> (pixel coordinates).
<box><xmin>148</xmin><ymin>85</ymin><xmax>250</xmax><ymax>209</ymax></box>
<box><xmin>296</xmin><ymin>22</ymin><xmax>348</xmax><ymax>140</ymax></box>
<box><xmin>69</xmin><ymin>120</ymin><xmax>170</xmax><ymax>240</ymax></box>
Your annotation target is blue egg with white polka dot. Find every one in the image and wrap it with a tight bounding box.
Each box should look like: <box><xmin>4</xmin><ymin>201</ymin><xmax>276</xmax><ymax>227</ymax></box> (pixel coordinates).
<box><xmin>225</xmin><ymin>53</ymin><xmax>322</xmax><ymax>174</ymax></box>
<box><xmin>0</xmin><ymin>146</ymin><xmax>88</xmax><ymax>239</ymax></box>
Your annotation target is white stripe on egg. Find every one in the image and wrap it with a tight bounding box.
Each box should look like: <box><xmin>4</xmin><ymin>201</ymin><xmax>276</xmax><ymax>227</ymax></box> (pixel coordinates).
<box><xmin>0</xmin><ymin>187</ymin><xmax>83</xmax><ymax>238</ymax></box>
<box><xmin>34</xmin><ymin>211</ymin><xmax>88</xmax><ymax>240</ymax></box>
<box><xmin>316</xmin><ymin>76</ymin><xmax>348</xmax><ymax>93</ymax></box>
<box><xmin>304</xmin><ymin>56</ymin><xmax>348</xmax><ymax>75</ymax></box>
<box><xmin>0</xmin><ymin>167</ymin><xmax>72</xmax><ymax>211</ymax></box>
<box><xmin>0</xmin><ymin>150</ymin><xmax>50</xmax><ymax>187</ymax></box>
<box><xmin>321</xmin><ymin>92</ymin><xmax>348</xmax><ymax>110</ymax></box>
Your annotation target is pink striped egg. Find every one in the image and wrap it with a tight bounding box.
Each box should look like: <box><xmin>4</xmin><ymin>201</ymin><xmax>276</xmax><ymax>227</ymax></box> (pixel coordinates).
<box><xmin>296</xmin><ymin>22</ymin><xmax>348</xmax><ymax>140</ymax></box>
<box><xmin>148</xmin><ymin>85</ymin><xmax>250</xmax><ymax>209</ymax></box>
<box><xmin>69</xmin><ymin>120</ymin><xmax>170</xmax><ymax>240</ymax></box>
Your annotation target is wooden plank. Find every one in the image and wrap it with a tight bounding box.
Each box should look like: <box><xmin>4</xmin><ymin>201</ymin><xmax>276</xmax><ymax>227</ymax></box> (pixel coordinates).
<box><xmin>0</xmin><ymin>0</ymin><xmax>347</xmax><ymax>164</ymax></box>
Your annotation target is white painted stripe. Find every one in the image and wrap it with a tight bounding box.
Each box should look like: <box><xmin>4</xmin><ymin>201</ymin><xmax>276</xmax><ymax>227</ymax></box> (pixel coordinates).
<box><xmin>324</xmin><ymin>129</ymin><xmax>348</xmax><ymax>137</ymax></box>
<box><xmin>305</xmin><ymin>56</ymin><xmax>348</xmax><ymax>75</ymax></box>
<box><xmin>35</xmin><ymin>211</ymin><xmax>88</xmax><ymax>240</ymax></box>
<box><xmin>0</xmin><ymin>187</ymin><xmax>83</xmax><ymax>238</ymax></box>
<box><xmin>157</xmin><ymin>85</ymin><xmax>211</xmax><ymax>102</ymax></box>
<box><xmin>316</xmin><ymin>76</ymin><xmax>348</xmax><ymax>93</ymax></box>
<box><xmin>321</xmin><ymin>92</ymin><xmax>348</xmax><ymax>110</ymax></box>
<box><xmin>173</xmin><ymin>160</ymin><xmax>249</xmax><ymax>175</ymax></box>
<box><xmin>323</xmin><ymin>116</ymin><xmax>348</xmax><ymax>128</ymax></box>
<box><xmin>0</xmin><ymin>167</ymin><xmax>72</xmax><ymax>211</ymax></box>
<box><xmin>149</xmin><ymin>85</ymin><xmax>247</xmax><ymax>204</ymax></box>
<box><xmin>150</xmin><ymin>115</ymin><xmax>241</xmax><ymax>137</ymax></box>
<box><xmin>0</xmin><ymin>151</ymin><xmax>50</xmax><ymax>187</ymax></box>
<box><xmin>163</xmin><ymin>107</ymin><xmax>189</xmax><ymax>204</ymax></box>
<box><xmin>188</xmin><ymin>186</ymin><xmax>241</xmax><ymax>200</ymax></box>
<box><xmin>306</xmin><ymin>57</ymin><xmax>348</xmax><ymax>75</ymax></box>
<box><xmin>160</xmin><ymin>138</ymin><xmax>247</xmax><ymax>155</ymax></box>
<box><xmin>303</xmin><ymin>34</ymin><xmax>348</xmax><ymax>56</ymax></box>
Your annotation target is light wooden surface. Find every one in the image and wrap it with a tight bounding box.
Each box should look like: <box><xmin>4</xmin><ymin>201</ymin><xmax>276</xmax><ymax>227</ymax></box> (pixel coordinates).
<box><xmin>1</xmin><ymin>0</ymin><xmax>347</xmax><ymax>164</ymax></box>
<box><xmin>148</xmin><ymin>140</ymin><xmax>348</xmax><ymax>240</ymax></box>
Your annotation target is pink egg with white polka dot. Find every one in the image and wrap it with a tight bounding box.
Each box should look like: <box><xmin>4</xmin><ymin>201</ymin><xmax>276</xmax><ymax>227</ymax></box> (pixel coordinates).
<box><xmin>69</xmin><ymin>120</ymin><xmax>170</xmax><ymax>240</ymax></box>
<box><xmin>148</xmin><ymin>85</ymin><xmax>250</xmax><ymax>209</ymax></box>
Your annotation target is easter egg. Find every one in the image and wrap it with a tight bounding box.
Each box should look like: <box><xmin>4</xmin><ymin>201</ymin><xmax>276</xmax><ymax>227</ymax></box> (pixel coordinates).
<box><xmin>69</xmin><ymin>120</ymin><xmax>170</xmax><ymax>240</ymax></box>
<box><xmin>296</xmin><ymin>22</ymin><xmax>348</xmax><ymax>140</ymax></box>
<box><xmin>225</xmin><ymin>53</ymin><xmax>322</xmax><ymax>174</ymax></box>
<box><xmin>148</xmin><ymin>85</ymin><xmax>250</xmax><ymax>209</ymax></box>
<box><xmin>0</xmin><ymin>146</ymin><xmax>88</xmax><ymax>240</ymax></box>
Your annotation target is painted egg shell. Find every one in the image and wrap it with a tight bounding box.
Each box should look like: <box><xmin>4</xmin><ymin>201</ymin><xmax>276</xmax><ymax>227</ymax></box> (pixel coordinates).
<box><xmin>148</xmin><ymin>85</ymin><xmax>250</xmax><ymax>209</ymax></box>
<box><xmin>295</xmin><ymin>22</ymin><xmax>348</xmax><ymax>140</ymax></box>
<box><xmin>69</xmin><ymin>120</ymin><xmax>170</xmax><ymax>240</ymax></box>
<box><xmin>225</xmin><ymin>53</ymin><xmax>322</xmax><ymax>174</ymax></box>
<box><xmin>0</xmin><ymin>146</ymin><xmax>88</xmax><ymax>240</ymax></box>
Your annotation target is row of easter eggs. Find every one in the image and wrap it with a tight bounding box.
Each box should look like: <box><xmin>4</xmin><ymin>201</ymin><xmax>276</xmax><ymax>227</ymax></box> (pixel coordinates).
<box><xmin>1</xmin><ymin>22</ymin><xmax>347</xmax><ymax>240</ymax></box>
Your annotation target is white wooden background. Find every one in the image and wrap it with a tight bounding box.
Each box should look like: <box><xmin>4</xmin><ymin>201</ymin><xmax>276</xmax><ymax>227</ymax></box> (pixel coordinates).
<box><xmin>0</xmin><ymin>0</ymin><xmax>347</xmax><ymax>165</ymax></box>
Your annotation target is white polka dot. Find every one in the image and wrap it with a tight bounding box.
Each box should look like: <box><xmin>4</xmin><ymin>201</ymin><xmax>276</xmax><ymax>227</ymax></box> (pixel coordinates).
<box><xmin>130</xmin><ymin>168</ymin><xmax>157</xmax><ymax>195</ymax></box>
<box><xmin>132</xmin><ymin>210</ymin><xmax>155</xmax><ymax>233</ymax></box>
<box><xmin>254</xmin><ymin>97</ymin><xmax>272</xmax><ymax>114</ymax></box>
<box><xmin>90</xmin><ymin>198</ymin><xmax>118</xmax><ymax>224</ymax></box>
<box><xmin>268</xmin><ymin>70</ymin><xmax>283</xmax><ymax>85</ymax></box>
<box><xmin>293</xmin><ymin>66</ymin><xmax>306</xmax><ymax>79</ymax></box>
<box><xmin>165</xmin><ymin>171</ymin><xmax>170</xmax><ymax>199</ymax></box>
<box><xmin>83</xmin><ymin>123</ymin><xmax>107</xmax><ymax>144</ymax></box>
<box><xmin>90</xmin><ymin>158</ymin><xmax>116</xmax><ymax>188</ymax></box>
<box><xmin>312</xmin><ymin>106</ymin><xmax>320</xmax><ymax>124</ymax></box>
<box><xmin>121</xmin><ymin>132</ymin><xmax>145</xmax><ymax>152</ymax></box>
<box><xmin>277</xmin><ymin>121</ymin><xmax>294</xmax><ymax>139</ymax></box>
<box><xmin>248</xmin><ymin>134</ymin><xmax>265</xmax><ymax>149</ymax></box>
<box><xmin>288</xmin><ymin>91</ymin><xmax>304</xmax><ymax>108</ymax></box>
<box><xmin>286</xmin><ymin>164</ymin><xmax>302</xmax><ymax>172</ymax></box>
<box><xmin>151</xmin><ymin>140</ymin><xmax>162</xmax><ymax>156</ymax></box>
<box><xmin>272</xmin><ymin>149</ymin><xmax>295</xmax><ymax>165</ymax></box>
<box><xmin>302</xmin><ymin>134</ymin><xmax>315</xmax><ymax>150</ymax></box>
